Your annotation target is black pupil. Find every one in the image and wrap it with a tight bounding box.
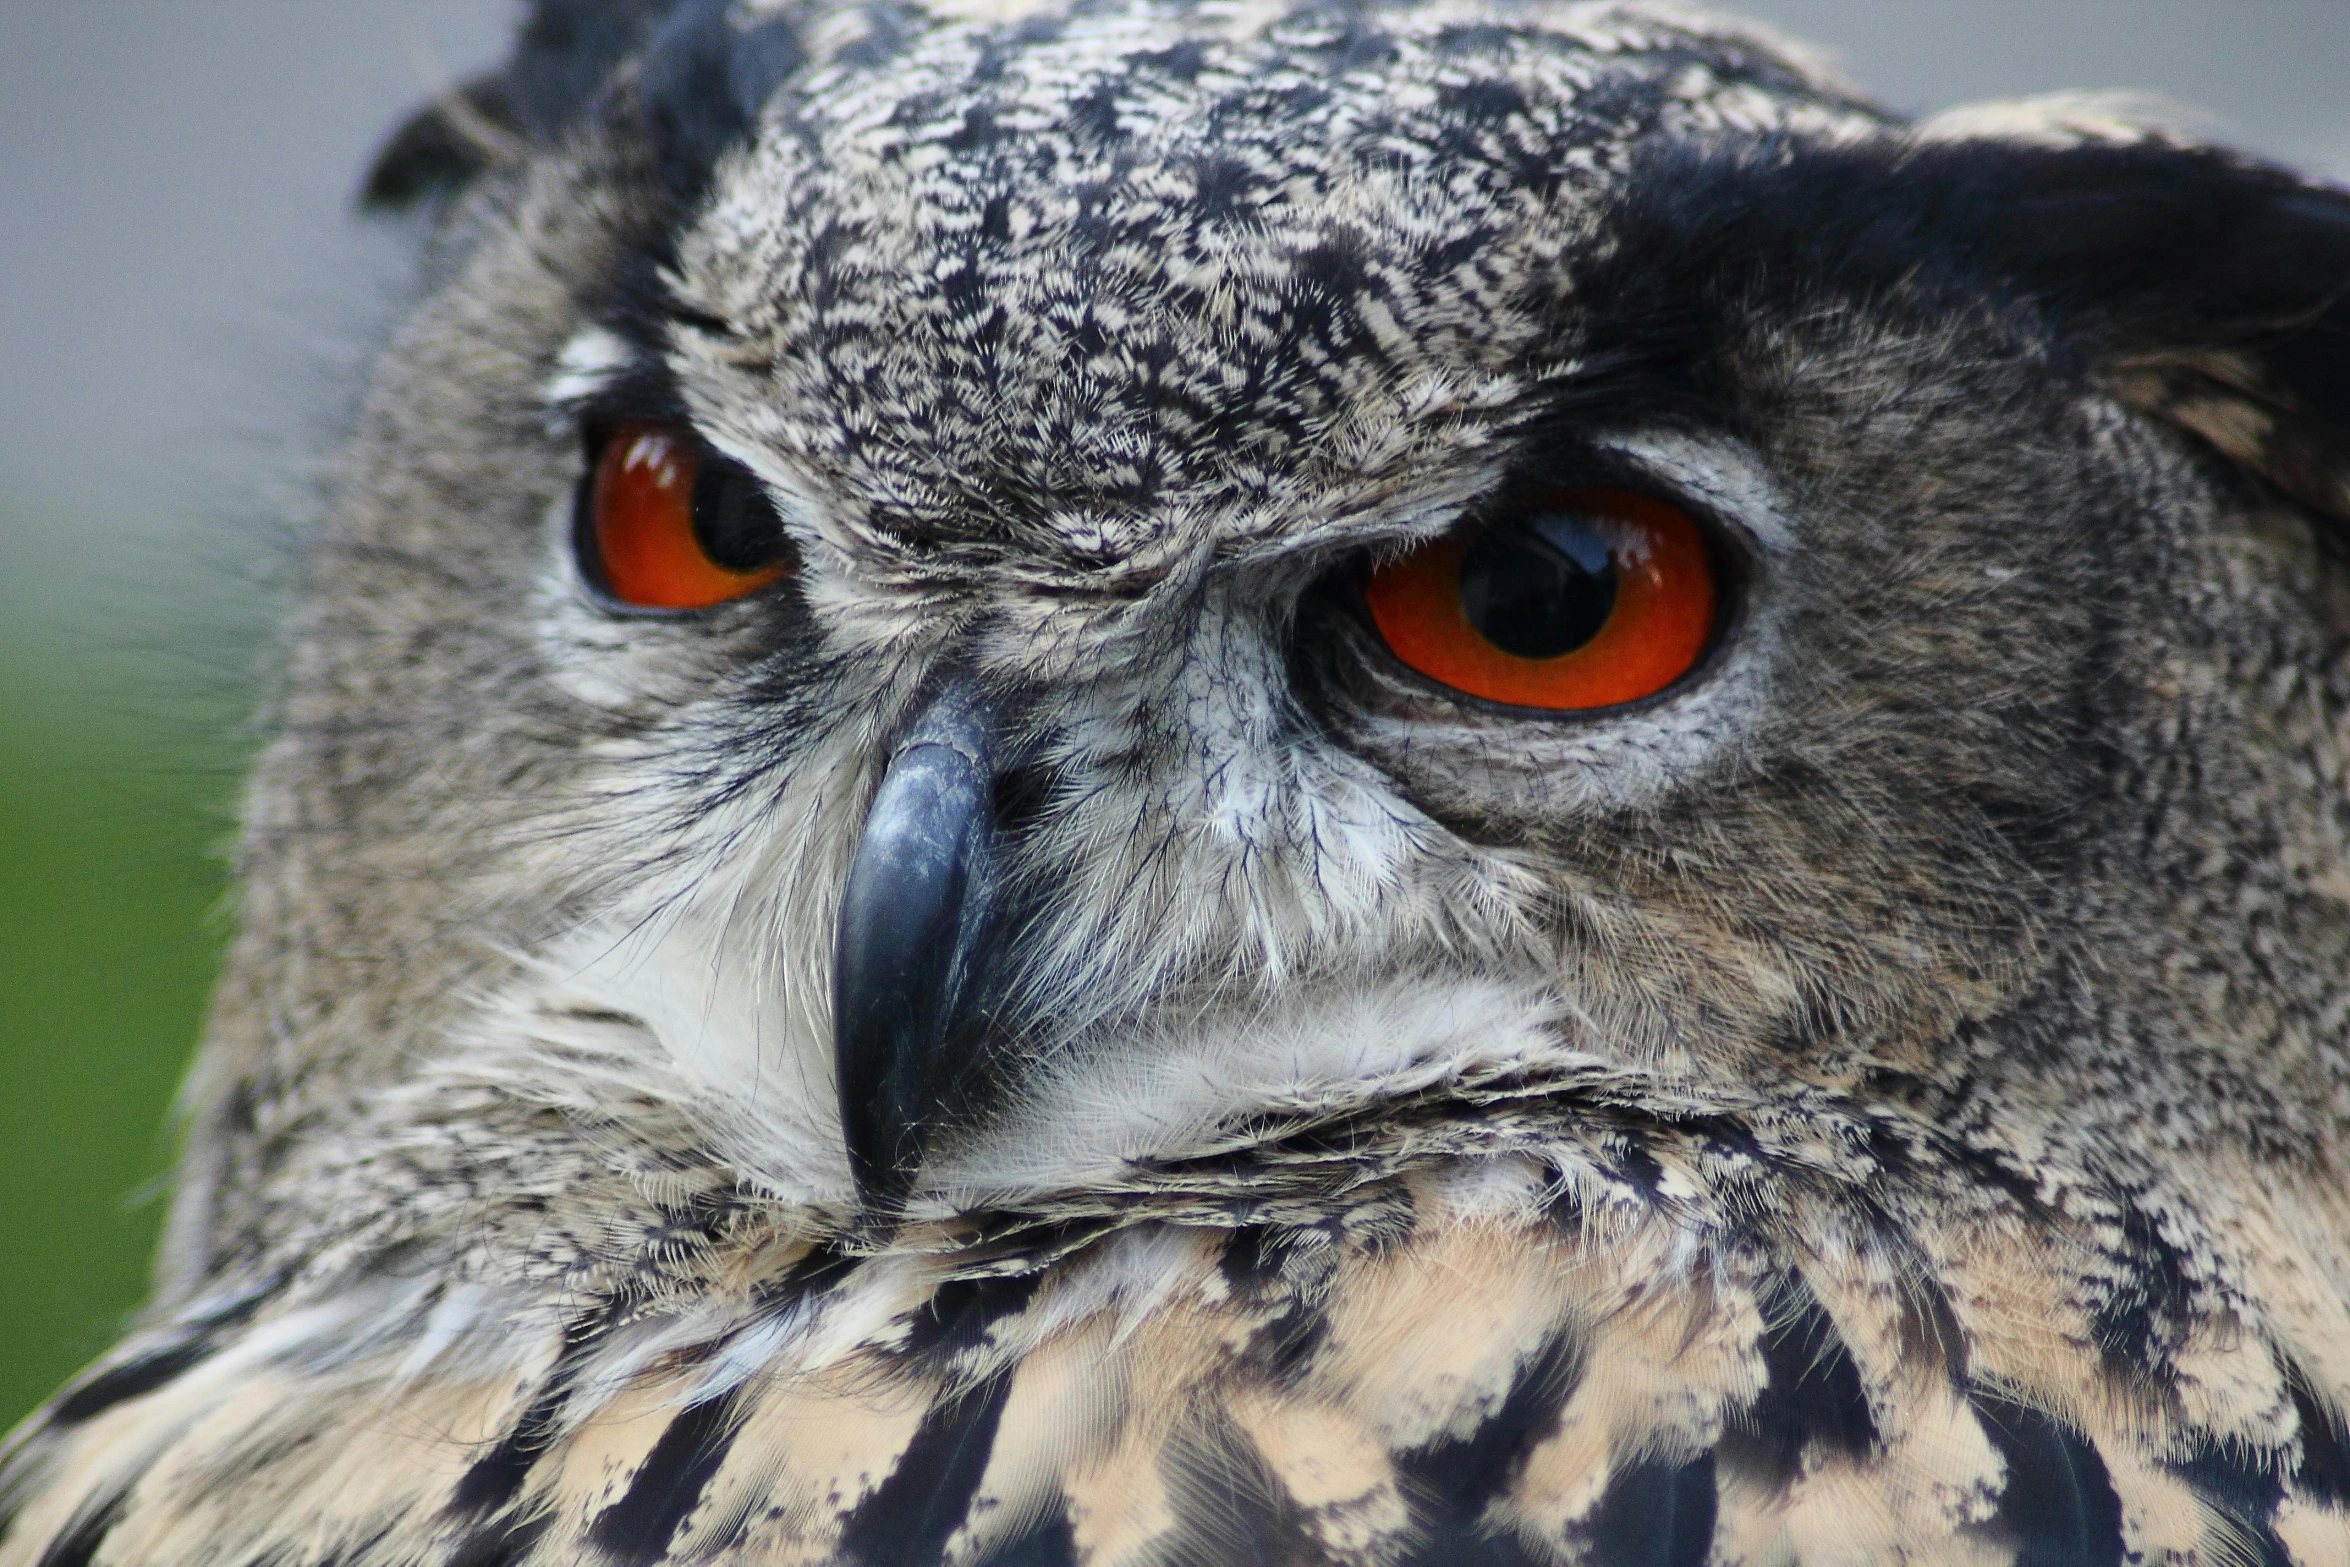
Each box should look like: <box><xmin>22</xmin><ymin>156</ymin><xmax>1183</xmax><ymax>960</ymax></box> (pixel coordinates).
<box><xmin>1458</xmin><ymin>508</ymin><xmax>1619</xmax><ymax>659</ymax></box>
<box><xmin>691</xmin><ymin>458</ymin><xmax>784</xmax><ymax>573</ymax></box>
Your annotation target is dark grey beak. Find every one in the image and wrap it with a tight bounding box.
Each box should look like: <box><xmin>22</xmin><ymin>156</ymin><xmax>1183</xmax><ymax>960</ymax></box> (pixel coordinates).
<box><xmin>832</xmin><ymin>679</ymin><xmax>1003</xmax><ymax>1202</ymax></box>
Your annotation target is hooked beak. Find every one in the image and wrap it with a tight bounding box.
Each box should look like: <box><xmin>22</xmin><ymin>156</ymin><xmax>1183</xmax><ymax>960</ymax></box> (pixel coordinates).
<box><xmin>832</xmin><ymin>679</ymin><xmax>1004</xmax><ymax>1203</ymax></box>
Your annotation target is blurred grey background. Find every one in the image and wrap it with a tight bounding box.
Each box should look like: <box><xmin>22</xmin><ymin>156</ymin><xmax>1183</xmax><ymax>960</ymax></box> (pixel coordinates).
<box><xmin>0</xmin><ymin>0</ymin><xmax>2342</xmax><ymax>1425</ymax></box>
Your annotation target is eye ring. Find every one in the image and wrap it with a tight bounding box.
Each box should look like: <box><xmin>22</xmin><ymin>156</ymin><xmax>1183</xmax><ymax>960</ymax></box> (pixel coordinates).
<box><xmin>1361</xmin><ymin>487</ymin><xmax>1722</xmax><ymax>712</ymax></box>
<box><xmin>575</xmin><ymin>419</ymin><xmax>792</xmax><ymax>613</ymax></box>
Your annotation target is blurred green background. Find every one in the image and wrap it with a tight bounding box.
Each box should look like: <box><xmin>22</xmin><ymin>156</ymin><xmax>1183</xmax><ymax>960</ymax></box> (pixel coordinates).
<box><xmin>0</xmin><ymin>0</ymin><xmax>514</xmax><ymax>1433</ymax></box>
<box><xmin>0</xmin><ymin>626</ymin><xmax>239</xmax><ymax>1426</ymax></box>
<box><xmin>0</xmin><ymin>0</ymin><xmax>2341</xmax><ymax>1435</ymax></box>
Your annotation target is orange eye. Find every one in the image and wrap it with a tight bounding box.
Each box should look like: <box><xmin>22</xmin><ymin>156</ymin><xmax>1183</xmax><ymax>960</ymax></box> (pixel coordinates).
<box><xmin>1363</xmin><ymin>488</ymin><xmax>1719</xmax><ymax>711</ymax></box>
<box><xmin>582</xmin><ymin>420</ymin><xmax>791</xmax><ymax>611</ymax></box>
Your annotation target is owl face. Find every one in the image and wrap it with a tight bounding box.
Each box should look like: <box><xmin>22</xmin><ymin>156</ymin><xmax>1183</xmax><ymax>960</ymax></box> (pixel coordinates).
<box><xmin>231</xmin><ymin>0</ymin><xmax>2350</xmax><ymax>1231</ymax></box>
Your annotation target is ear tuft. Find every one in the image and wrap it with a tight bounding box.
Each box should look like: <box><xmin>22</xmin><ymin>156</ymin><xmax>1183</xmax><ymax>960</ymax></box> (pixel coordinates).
<box><xmin>360</xmin><ymin>74</ymin><xmax>529</xmax><ymax>211</ymax></box>
<box><xmin>1913</xmin><ymin>92</ymin><xmax>2213</xmax><ymax>153</ymax></box>
<box><xmin>1927</xmin><ymin>136</ymin><xmax>2350</xmax><ymax>523</ymax></box>
<box><xmin>2079</xmin><ymin>153</ymin><xmax>2350</xmax><ymax>523</ymax></box>
<box><xmin>359</xmin><ymin>0</ymin><xmax>685</xmax><ymax>212</ymax></box>
<box><xmin>2110</xmin><ymin>343</ymin><xmax>2350</xmax><ymax>523</ymax></box>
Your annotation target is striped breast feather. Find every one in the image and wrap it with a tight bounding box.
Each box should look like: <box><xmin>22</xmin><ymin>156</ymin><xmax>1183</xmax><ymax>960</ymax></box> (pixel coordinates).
<box><xmin>5</xmin><ymin>1120</ymin><xmax>2350</xmax><ymax>1564</ymax></box>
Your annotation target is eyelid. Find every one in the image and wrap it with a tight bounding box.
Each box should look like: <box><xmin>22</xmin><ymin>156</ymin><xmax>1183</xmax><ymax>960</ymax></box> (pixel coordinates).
<box><xmin>540</xmin><ymin>325</ymin><xmax>637</xmax><ymax>429</ymax></box>
<box><xmin>1587</xmin><ymin>431</ymin><xmax>1797</xmax><ymax>555</ymax></box>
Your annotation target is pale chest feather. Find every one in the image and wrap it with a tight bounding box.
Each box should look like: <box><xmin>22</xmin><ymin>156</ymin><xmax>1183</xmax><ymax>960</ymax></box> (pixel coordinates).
<box><xmin>7</xmin><ymin>1095</ymin><xmax>2350</xmax><ymax>1567</ymax></box>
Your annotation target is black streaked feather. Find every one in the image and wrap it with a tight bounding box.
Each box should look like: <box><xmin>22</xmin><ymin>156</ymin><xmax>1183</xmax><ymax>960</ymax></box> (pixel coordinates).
<box><xmin>1157</xmin><ymin>1411</ymin><xmax>1320</xmax><ymax>1567</ymax></box>
<box><xmin>440</xmin><ymin>1510</ymin><xmax>552</xmax><ymax>1567</ymax></box>
<box><xmin>899</xmin><ymin>1270</ymin><xmax>1049</xmax><ymax>1361</ymax></box>
<box><xmin>1399</xmin><ymin>1519</ymin><xmax>1548</xmax><ymax>1567</ymax></box>
<box><xmin>2283</xmin><ymin>1355</ymin><xmax>2350</xmax><ymax>1507</ymax></box>
<box><xmin>968</xmin><ymin>1498</ymin><xmax>1079</xmax><ymax>1567</ymax></box>
<box><xmin>751</xmin><ymin>1240</ymin><xmax>861</xmax><ymax>1310</ymax></box>
<box><xmin>1221</xmin><ymin>1226</ymin><xmax>1338</xmax><ymax>1382</ymax></box>
<box><xmin>2169</xmin><ymin>1435</ymin><xmax>2291</xmax><ymax>1567</ymax></box>
<box><xmin>1736</xmin><ymin>1270</ymin><xmax>1878</xmax><ymax>1482</ymax></box>
<box><xmin>1396</xmin><ymin>1331</ymin><xmax>1584</xmax><ymax>1520</ymax></box>
<box><xmin>45</xmin><ymin>1340</ymin><xmax>215</xmax><ymax>1429</ymax></box>
<box><xmin>32</xmin><ymin>1487</ymin><xmax>128</xmax><ymax>1567</ymax></box>
<box><xmin>446</xmin><ymin>1380</ymin><xmax>568</xmax><ymax>1522</ymax></box>
<box><xmin>1579</xmin><ymin>1453</ymin><xmax>1718</xmax><ymax>1567</ymax></box>
<box><xmin>834</xmin><ymin>1374</ymin><xmax>1016</xmax><ymax>1567</ymax></box>
<box><xmin>584</xmin><ymin>1388</ymin><xmax>748</xmax><ymax>1564</ymax></box>
<box><xmin>446</xmin><ymin>1312</ymin><xmax>619</xmax><ymax>1522</ymax></box>
<box><xmin>2086</xmin><ymin>1201</ymin><xmax>2196</xmax><ymax>1379</ymax></box>
<box><xmin>1969</xmin><ymin>1388</ymin><xmax>2125</xmax><ymax>1567</ymax></box>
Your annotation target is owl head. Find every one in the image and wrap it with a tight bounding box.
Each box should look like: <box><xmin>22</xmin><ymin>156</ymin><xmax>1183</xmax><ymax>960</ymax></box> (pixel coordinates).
<box><xmin>150</xmin><ymin>0</ymin><xmax>2350</xmax><ymax>1299</ymax></box>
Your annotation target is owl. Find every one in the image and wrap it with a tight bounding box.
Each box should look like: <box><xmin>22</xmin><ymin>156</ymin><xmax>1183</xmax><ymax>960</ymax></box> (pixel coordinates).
<box><xmin>8</xmin><ymin>0</ymin><xmax>2350</xmax><ymax>1563</ymax></box>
